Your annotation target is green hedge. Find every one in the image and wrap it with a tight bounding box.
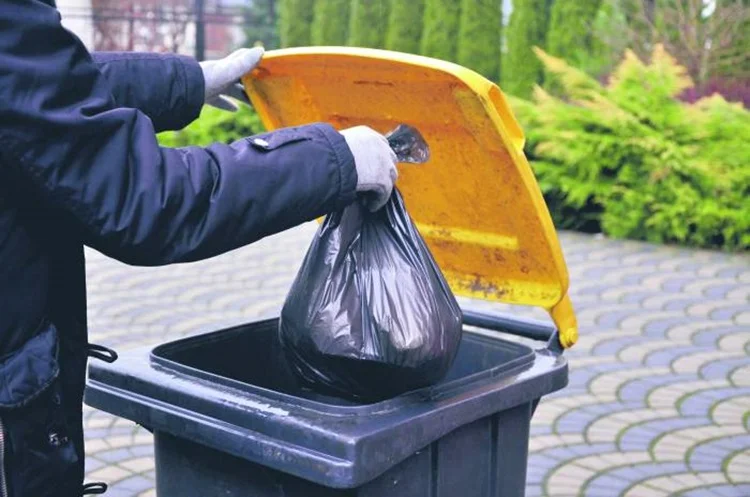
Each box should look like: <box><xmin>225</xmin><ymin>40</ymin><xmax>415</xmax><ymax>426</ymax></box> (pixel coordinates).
<box><xmin>502</xmin><ymin>0</ymin><xmax>551</xmax><ymax>99</ymax></box>
<box><xmin>457</xmin><ymin>0</ymin><xmax>502</xmax><ymax>81</ymax></box>
<box><xmin>420</xmin><ymin>0</ymin><xmax>461</xmax><ymax>61</ymax></box>
<box><xmin>348</xmin><ymin>0</ymin><xmax>390</xmax><ymax>48</ymax></box>
<box><xmin>311</xmin><ymin>0</ymin><xmax>350</xmax><ymax>45</ymax></box>
<box><xmin>509</xmin><ymin>46</ymin><xmax>750</xmax><ymax>251</ymax></box>
<box><xmin>385</xmin><ymin>0</ymin><xmax>425</xmax><ymax>54</ymax></box>
<box><xmin>279</xmin><ymin>0</ymin><xmax>316</xmax><ymax>47</ymax></box>
<box><xmin>546</xmin><ymin>0</ymin><xmax>603</xmax><ymax>67</ymax></box>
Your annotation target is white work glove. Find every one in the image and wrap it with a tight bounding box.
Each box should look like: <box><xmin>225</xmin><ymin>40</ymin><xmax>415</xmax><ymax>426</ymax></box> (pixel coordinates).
<box><xmin>340</xmin><ymin>126</ymin><xmax>399</xmax><ymax>212</ymax></box>
<box><xmin>199</xmin><ymin>47</ymin><xmax>264</xmax><ymax>112</ymax></box>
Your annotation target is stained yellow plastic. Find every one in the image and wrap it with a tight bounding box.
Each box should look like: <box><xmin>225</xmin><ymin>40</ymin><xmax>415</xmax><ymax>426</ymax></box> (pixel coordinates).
<box><xmin>241</xmin><ymin>47</ymin><xmax>578</xmax><ymax>348</ymax></box>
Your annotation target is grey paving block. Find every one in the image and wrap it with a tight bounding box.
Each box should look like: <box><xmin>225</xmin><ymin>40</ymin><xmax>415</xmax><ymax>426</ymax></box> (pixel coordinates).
<box><xmin>586</xmin><ymin>462</ymin><xmax>688</xmax><ymax>495</ymax></box>
<box><xmin>679</xmin><ymin>388</ymin><xmax>750</xmax><ymax>417</ymax></box>
<box><xmin>679</xmin><ymin>487</ymin><xmax>723</xmax><ymax>497</ymax></box>
<box><xmin>712</xmin><ymin>484</ymin><xmax>750</xmax><ymax>497</ymax></box>
<box><xmin>115</xmin><ymin>475</ymin><xmax>154</xmax><ymax>493</ymax></box>
<box><xmin>618</xmin><ymin>373</ymin><xmax>696</xmax><ymax>402</ymax></box>
<box><xmin>542</xmin><ymin>443</ymin><xmax>616</xmax><ymax>461</ymax></box>
<box><xmin>711</xmin><ymin>305</ymin><xmax>749</xmax><ymax>320</ymax></box>
<box><xmin>95</xmin><ymin>448</ymin><xmax>134</xmax><ymax>463</ymax></box>
<box><xmin>592</xmin><ymin>336</ymin><xmax>644</xmax><ymax>356</ymax></box>
<box><xmin>643</xmin><ymin>316</ymin><xmax>697</xmax><ymax>338</ymax></box>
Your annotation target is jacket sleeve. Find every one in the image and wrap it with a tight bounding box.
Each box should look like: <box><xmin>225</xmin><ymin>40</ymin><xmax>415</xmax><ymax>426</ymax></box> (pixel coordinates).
<box><xmin>0</xmin><ymin>0</ymin><xmax>357</xmax><ymax>266</ymax></box>
<box><xmin>91</xmin><ymin>51</ymin><xmax>205</xmax><ymax>132</ymax></box>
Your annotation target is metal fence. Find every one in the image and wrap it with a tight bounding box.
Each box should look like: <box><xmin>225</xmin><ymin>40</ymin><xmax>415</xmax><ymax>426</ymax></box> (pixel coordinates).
<box><xmin>57</xmin><ymin>0</ymin><xmax>277</xmax><ymax>60</ymax></box>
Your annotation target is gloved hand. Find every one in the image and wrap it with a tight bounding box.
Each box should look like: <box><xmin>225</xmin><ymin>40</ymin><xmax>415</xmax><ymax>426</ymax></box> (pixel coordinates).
<box><xmin>340</xmin><ymin>126</ymin><xmax>399</xmax><ymax>212</ymax></box>
<box><xmin>199</xmin><ymin>47</ymin><xmax>264</xmax><ymax>112</ymax></box>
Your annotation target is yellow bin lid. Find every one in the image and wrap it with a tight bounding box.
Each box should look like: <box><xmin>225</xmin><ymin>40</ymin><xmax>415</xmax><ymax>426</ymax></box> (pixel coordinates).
<box><xmin>242</xmin><ymin>47</ymin><xmax>578</xmax><ymax>348</ymax></box>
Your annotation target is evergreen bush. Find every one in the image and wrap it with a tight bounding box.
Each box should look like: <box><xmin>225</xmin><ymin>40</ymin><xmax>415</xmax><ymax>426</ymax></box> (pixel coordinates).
<box><xmin>510</xmin><ymin>46</ymin><xmax>750</xmax><ymax>250</ymax></box>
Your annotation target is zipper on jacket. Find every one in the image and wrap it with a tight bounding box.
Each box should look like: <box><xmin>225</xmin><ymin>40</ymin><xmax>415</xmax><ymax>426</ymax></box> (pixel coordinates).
<box><xmin>0</xmin><ymin>418</ymin><xmax>8</xmax><ymax>497</ymax></box>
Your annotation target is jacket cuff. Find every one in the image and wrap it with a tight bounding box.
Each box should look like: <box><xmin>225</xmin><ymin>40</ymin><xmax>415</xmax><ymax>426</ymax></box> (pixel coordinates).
<box><xmin>177</xmin><ymin>54</ymin><xmax>205</xmax><ymax>126</ymax></box>
<box><xmin>315</xmin><ymin>124</ymin><xmax>358</xmax><ymax>209</ymax></box>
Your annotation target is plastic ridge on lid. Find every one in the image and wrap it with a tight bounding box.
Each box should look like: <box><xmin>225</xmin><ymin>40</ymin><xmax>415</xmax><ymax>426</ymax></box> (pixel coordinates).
<box><xmin>241</xmin><ymin>47</ymin><xmax>578</xmax><ymax>348</ymax></box>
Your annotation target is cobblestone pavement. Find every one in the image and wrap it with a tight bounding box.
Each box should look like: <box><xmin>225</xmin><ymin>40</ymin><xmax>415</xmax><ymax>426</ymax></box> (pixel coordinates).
<box><xmin>83</xmin><ymin>224</ymin><xmax>750</xmax><ymax>497</ymax></box>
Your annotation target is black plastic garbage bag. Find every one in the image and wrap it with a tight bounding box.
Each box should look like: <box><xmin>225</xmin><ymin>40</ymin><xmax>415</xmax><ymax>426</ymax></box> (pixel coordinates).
<box><xmin>279</xmin><ymin>190</ymin><xmax>463</xmax><ymax>401</ymax></box>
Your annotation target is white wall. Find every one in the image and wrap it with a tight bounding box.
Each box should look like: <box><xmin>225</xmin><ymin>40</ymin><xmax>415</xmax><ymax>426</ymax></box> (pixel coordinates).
<box><xmin>56</xmin><ymin>0</ymin><xmax>95</xmax><ymax>48</ymax></box>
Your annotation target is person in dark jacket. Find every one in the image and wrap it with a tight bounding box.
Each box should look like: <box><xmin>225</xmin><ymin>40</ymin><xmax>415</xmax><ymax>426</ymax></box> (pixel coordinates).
<box><xmin>0</xmin><ymin>1</ymin><xmax>398</xmax><ymax>495</ymax></box>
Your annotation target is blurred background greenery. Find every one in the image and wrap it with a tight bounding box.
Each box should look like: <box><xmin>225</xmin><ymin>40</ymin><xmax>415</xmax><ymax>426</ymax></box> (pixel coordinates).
<box><xmin>157</xmin><ymin>0</ymin><xmax>749</xmax><ymax>251</ymax></box>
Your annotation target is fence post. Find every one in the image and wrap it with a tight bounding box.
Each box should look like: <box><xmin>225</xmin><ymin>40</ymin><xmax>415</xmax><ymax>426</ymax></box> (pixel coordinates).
<box><xmin>195</xmin><ymin>0</ymin><xmax>205</xmax><ymax>60</ymax></box>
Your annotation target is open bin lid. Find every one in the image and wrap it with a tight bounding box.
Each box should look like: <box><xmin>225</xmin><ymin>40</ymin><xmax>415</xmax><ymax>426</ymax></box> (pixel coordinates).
<box><xmin>242</xmin><ymin>47</ymin><xmax>577</xmax><ymax>348</ymax></box>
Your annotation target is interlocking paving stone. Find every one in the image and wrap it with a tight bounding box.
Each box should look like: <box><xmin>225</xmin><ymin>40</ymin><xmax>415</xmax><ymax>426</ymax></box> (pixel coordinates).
<box><xmin>556</xmin><ymin>402</ymin><xmax>641</xmax><ymax>435</ymax></box>
<box><xmin>680</xmin><ymin>388</ymin><xmax>750</xmax><ymax>417</ymax></box>
<box><xmin>582</xmin><ymin>462</ymin><xmax>688</xmax><ymax>496</ymax></box>
<box><xmin>115</xmin><ymin>475</ymin><xmax>154</xmax><ymax>493</ymax></box>
<box><xmin>709</xmin><ymin>485</ymin><xmax>750</xmax><ymax>497</ymax></box>
<box><xmin>95</xmin><ymin>448</ymin><xmax>136</xmax><ymax>463</ymax></box>
<box><xmin>691</xmin><ymin>437</ymin><xmax>750</xmax><ymax>474</ymax></box>
<box><xmin>82</xmin><ymin>227</ymin><xmax>750</xmax><ymax>496</ymax></box>
<box><xmin>544</xmin><ymin>443</ymin><xmax>618</xmax><ymax>460</ymax></box>
<box><xmin>643</xmin><ymin>316</ymin><xmax>698</xmax><ymax>338</ymax></box>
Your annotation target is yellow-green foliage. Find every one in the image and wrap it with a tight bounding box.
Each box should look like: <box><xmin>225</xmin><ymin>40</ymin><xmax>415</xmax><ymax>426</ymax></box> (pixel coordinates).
<box><xmin>511</xmin><ymin>45</ymin><xmax>750</xmax><ymax>251</ymax></box>
<box><xmin>157</xmin><ymin>106</ymin><xmax>265</xmax><ymax>147</ymax></box>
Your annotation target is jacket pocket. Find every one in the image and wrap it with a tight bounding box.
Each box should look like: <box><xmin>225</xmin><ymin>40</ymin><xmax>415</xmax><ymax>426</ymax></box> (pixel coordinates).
<box><xmin>0</xmin><ymin>323</ymin><xmax>59</xmax><ymax>409</ymax></box>
<box><xmin>3</xmin><ymin>379</ymin><xmax>80</xmax><ymax>497</ymax></box>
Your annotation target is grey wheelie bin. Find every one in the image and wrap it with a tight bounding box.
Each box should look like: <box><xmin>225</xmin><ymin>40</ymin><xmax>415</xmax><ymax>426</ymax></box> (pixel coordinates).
<box><xmin>87</xmin><ymin>313</ymin><xmax>567</xmax><ymax>497</ymax></box>
<box><xmin>84</xmin><ymin>47</ymin><xmax>580</xmax><ymax>497</ymax></box>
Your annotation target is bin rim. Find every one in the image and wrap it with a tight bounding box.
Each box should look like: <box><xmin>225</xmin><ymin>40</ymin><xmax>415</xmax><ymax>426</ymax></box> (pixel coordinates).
<box><xmin>85</xmin><ymin>312</ymin><xmax>568</xmax><ymax>488</ymax></box>
<box><xmin>148</xmin><ymin>317</ymin><xmax>537</xmax><ymax>416</ymax></box>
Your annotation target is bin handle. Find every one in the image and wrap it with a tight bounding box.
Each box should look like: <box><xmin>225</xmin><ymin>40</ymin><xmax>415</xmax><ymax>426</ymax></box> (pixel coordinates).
<box><xmin>462</xmin><ymin>309</ymin><xmax>564</xmax><ymax>355</ymax></box>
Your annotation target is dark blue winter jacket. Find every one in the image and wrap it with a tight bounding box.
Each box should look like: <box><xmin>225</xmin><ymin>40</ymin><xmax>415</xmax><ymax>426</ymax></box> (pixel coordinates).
<box><xmin>0</xmin><ymin>1</ymin><xmax>357</xmax><ymax>495</ymax></box>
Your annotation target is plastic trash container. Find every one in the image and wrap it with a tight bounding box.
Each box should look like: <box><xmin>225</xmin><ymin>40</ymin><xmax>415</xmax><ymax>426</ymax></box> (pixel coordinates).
<box><xmin>85</xmin><ymin>311</ymin><xmax>567</xmax><ymax>497</ymax></box>
<box><xmin>85</xmin><ymin>47</ymin><xmax>581</xmax><ymax>496</ymax></box>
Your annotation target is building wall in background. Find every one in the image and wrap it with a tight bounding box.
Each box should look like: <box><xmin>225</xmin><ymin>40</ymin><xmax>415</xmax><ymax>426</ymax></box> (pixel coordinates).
<box><xmin>57</xmin><ymin>0</ymin><xmax>95</xmax><ymax>47</ymax></box>
<box><xmin>56</xmin><ymin>0</ymin><xmax>245</xmax><ymax>58</ymax></box>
